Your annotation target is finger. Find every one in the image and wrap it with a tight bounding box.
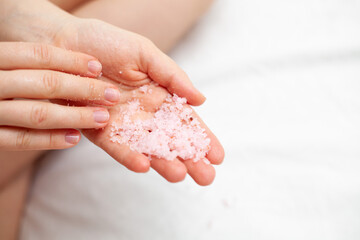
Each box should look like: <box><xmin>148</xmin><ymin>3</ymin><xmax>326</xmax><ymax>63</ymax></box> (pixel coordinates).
<box><xmin>0</xmin><ymin>70</ymin><xmax>120</xmax><ymax>105</ymax></box>
<box><xmin>145</xmin><ymin>46</ymin><xmax>206</xmax><ymax>106</ymax></box>
<box><xmin>50</xmin><ymin>82</ymin><xmax>158</xmax><ymax>108</ymax></box>
<box><xmin>0</xmin><ymin>100</ymin><xmax>110</xmax><ymax>129</ymax></box>
<box><xmin>150</xmin><ymin>157</ymin><xmax>187</xmax><ymax>183</ymax></box>
<box><xmin>0</xmin><ymin>42</ymin><xmax>102</xmax><ymax>77</ymax></box>
<box><xmin>192</xmin><ymin>110</ymin><xmax>225</xmax><ymax>165</ymax></box>
<box><xmin>183</xmin><ymin>159</ymin><xmax>216</xmax><ymax>186</ymax></box>
<box><xmin>82</xmin><ymin>129</ymin><xmax>150</xmax><ymax>173</ymax></box>
<box><xmin>0</xmin><ymin>127</ymin><xmax>80</xmax><ymax>150</ymax></box>
<box><xmin>107</xmin><ymin>41</ymin><xmax>206</xmax><ymax>106</ymax></box>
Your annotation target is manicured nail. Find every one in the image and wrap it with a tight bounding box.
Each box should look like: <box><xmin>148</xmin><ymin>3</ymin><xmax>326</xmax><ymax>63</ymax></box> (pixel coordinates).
<box><xmin>93</xmin><ymin>110</ymin><xmax>109</xmax><ymax>123</ymax></box>
<box><xmin>65</xmin><ymin>131</ymin><xmax>80</xmax><ymax>144</ymax></box>
<box><xmin>104</xmin><ymin>88</ymin><xmax>120</xmax><ymax>102</ymax></box>
<box><xmin>88</xmin><ymin>60</ymin><xmax>102</xmax><ymax>75</ymax></box>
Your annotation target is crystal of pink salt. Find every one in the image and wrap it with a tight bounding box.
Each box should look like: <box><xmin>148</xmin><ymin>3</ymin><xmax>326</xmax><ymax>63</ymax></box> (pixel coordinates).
<box><xmin>110</xmin><ymin>94</ymin><xmax>211</xmax><ymax>163</ymax></box>
<box><xmin>138</xmin><ymin>85</ymin><xmax>149</xmax><ymax>94</ymax></box>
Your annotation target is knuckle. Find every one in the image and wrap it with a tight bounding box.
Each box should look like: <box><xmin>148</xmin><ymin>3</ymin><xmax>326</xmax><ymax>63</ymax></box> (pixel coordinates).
<box><xmin>41</xmin><ymin>72</ymin><xmax>59</xmax><ymax>96</ymax></box>
<box><xmin>30</xmin><ymin>104</ymin><xmax>48</xmax><ymax>127</ymax></box>
<box><xmin>139</xmin><ymin>37</ymin><xmax>155</xmax><ymax>53</ymax></box>
<box><xmin>87</xmin><ymin>80</ymin><xmax>97</xmax><ymax>100</ymax></box>
<box><xmin>72</xmin><ymin>55</ymin><xmax>82</xmax><ymax>68</ymax></box>
<box><xmin>166</xmin><ymin>72</ymin><xmax>176</xmax><ymax>88</ymax></box>
<box><xmin>16</xmin><ymin>129</ymin><xmax>32</xmax><ymax>149</ymax></box>
<box><xmin>33</xmin><ymin>43</ymin><xmax>52</xmax><ymax>66</ymax></box>
<box><xmin>78</xmin><ymin>109</ymin><xmax>86</xmax><ymax>123</ymax></box>
<box><xmin>47</xmin><ymin>131</ymin><xmax>57</xmax><ymax>148</ymax></box>
<box><xmin>139</xmin><ymin>35</ymin><xmax>154</xmax><ymax>47</ymax></box>
<box><xmin>0</xmin><ymin>71</ymin><xmax>6</xmax><ymax>99</ymax></box>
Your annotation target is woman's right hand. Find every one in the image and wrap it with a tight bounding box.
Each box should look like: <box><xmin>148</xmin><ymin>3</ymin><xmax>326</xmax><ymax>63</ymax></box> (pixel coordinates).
<box><xmin>0</xmin><ymin>42</ymin><xmax>121</xmax><ymax>151</ymax></box>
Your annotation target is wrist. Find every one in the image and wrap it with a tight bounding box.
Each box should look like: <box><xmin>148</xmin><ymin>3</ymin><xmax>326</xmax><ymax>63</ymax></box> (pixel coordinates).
<box><xmin>0</xmin><ymin>0</ymin><xmax>76</xmax><ymax>44</ymax></box>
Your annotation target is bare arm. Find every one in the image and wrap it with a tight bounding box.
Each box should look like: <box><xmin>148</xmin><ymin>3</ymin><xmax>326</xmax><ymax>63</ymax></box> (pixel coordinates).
<box><xmin>0</xmin><ymin>152</ymin><xmax>40</xmax><ymax>240</ymax></box>
<box><xmin>0</xmin><ymin>152</ymin><xmax>44</xmax><ymax>189</ymax></box>
<box><xmin>62</xmin><ymin>0</ymin><xmax>214</xmax><ymax>52</ymax></box>
<box><xmin>0</xmin><ymin>1</ymin><xmax>219</xmax><ymax>238</ymax></box>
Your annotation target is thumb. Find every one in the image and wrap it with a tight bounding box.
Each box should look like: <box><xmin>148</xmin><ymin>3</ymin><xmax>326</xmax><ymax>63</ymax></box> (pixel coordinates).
<box><xmin>143</xmin><ymin>46</ymin><xmax>206</xmax><ymax>106</ymax></box>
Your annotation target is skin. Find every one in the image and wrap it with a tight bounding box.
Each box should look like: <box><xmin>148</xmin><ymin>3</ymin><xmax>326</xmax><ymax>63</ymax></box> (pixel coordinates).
<box><xmin>48</xmin><ymin>17</ymin><xmax>223</xmax><ymax>182</ymax></box>
<box><xmin>68</xmin><ymin>0</ymin><xmax>214</xmax><ymax>52</ymax></box>
<box><xmin>0</xmin><ymin>42</ymin><xmax>124</xmax><ymax>150</ymax></box>
<box><xmin>53</xmin><ymin>19</ymin><xmax>206</xmax><ymax>105</ymax></box>
<box><xmin>0</xmin><ymin>163</ymin><xmax>33</xmax><ymax>240</ymax></box>
<box><xmin>0</xmin><ymin>0</ymin><xmax>222</xmax><ymax>238</ymax></box>
<box><xmin>0</xmin><ymin>41</ymin><xmax>122</xmax><ymax>240</ymax></box>
<box><xmin>0</xmin><ymin>0</ymin><xmax>216</xmax><ymax>184</ymax></box>
<box><xmin>83</xmin><ymin>77</ymin><xmax>224</xmax><ymax>185</ymax></box>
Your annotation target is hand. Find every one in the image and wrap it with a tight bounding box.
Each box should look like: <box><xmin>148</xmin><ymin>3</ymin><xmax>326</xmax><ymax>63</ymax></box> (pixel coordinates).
<box><xmin>52</xmin><ymin>18</ymin><xmax>206</xmax><ymax>106</ymax></box>
<box><xmin>0</xmin><ymin>0</ymin><xmax>205</xmax><ymax>106</ymax></box>
<box><xmin>82</xmin><ymin>79</ymin><xmax>225</xmax><ymax>186</ymax></box>
<box><xmin>0</xmin><ymin>42</ymin><xmax>121</xmax><ymax>150</ymax></box>
<box><xmin>0</xmin><ymin>2</ymin><xmax>224</xmax><ymax>183</ymax></box>
<box><xmin>52</xmin><ymin>19</ymin><xmax>224</xmax><ymax>185</ymax></box>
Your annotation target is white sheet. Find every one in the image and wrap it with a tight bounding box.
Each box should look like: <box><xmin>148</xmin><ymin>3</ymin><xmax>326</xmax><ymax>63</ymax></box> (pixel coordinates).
<box><xmin>20</xmin><ymin>0</ymin><xmax>360</xmax><ymax>239</ymax></box>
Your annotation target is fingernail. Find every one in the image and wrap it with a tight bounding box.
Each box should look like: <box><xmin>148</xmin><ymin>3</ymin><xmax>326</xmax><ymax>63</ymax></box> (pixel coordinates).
<box><xmin>65</xmin><ymin>131</ymin><xmax>80</xmax><ymax>144</ymax></box>
<box><xmin>104</xmin><ymin>88</ymin><xmax>120</xmax><ymax>102</ymax></box>
<box><xmin>93</xmin><ymin>110</ymin><xmax>109</xmax><ymax>123</ymax></box>
<box><xmin>88</xmin><ymin>60</ymin><xmax>102</xmax><ymax>75</ymax></box>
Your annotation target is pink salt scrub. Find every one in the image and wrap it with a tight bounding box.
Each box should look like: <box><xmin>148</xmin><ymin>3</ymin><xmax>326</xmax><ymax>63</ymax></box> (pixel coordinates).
<box><xmin>138</xmin><ymin>85</ymin><xmax>153</xmax><ymax>94</ymax></box>
<box><xmin>110</xmin><ymin>93</ymin><xmax>211</xmax><ymax>163</ymax></box>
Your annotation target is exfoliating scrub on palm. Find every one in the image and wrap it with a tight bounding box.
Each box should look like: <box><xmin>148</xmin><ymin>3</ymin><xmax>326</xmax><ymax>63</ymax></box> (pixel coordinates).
<box><xmin>109</xmin><ymin>87</ymin><xmax>211</xmax><ymax>164</ymax></box>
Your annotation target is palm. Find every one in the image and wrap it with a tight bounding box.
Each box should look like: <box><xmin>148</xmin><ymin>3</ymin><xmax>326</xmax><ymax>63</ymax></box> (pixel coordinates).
<box><xmin>82</xmin><ymin>78</ymin><xmax>224</xmax><ymax>185</ymax></box>
<box><xmin>54</xmin><ymin>19</ymin><xmax>223</xmax><ymax>185</ymax></box>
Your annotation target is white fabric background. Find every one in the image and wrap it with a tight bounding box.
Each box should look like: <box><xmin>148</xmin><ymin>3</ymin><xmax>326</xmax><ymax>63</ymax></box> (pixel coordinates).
<box><xmin>20</xmin><ymin>0</ymin><xmax>360</xmax><ymax>239</ymax></box>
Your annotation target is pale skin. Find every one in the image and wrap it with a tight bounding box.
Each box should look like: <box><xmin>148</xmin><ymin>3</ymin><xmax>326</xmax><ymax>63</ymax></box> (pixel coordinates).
<box><xmin>0</xmin><ymin>0</ymin><xmax>223</xmax><ymax>239</ymax></box>
<box><xmin>0</xmin><ymin>42</ymin><xmax>121</xmax><ymax>240</ymax></box>
<box><xmin>84</xmin><ymin>76</ymin><xmax>222</xmax><ymax>183</ymax></box>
